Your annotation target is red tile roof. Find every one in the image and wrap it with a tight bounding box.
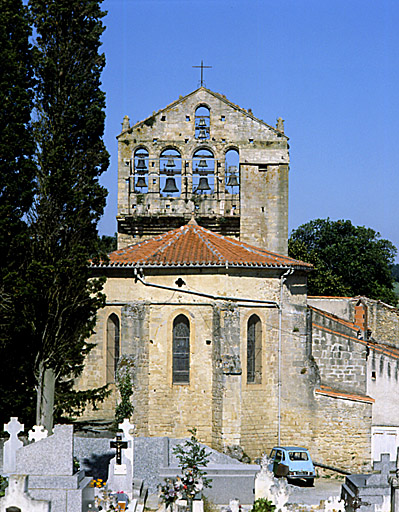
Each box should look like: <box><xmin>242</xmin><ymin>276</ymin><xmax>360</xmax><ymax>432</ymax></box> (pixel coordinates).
<box><xmin>93</xmin><ymin>220</ymin><xmax>313</xmax><ymax>270</ymax></box>
<box><xmin>315</xmin><ymin>385</ymin><xmax>374</xmax><ymax>404</ymax></box>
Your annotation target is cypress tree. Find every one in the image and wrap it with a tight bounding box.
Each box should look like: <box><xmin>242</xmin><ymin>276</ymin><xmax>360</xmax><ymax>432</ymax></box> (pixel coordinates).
<box><xmin>28</xmin><ymin>0</ymin><xmax>110</xmax><ymax>430</ymax></box>
<box><xmin>0</xmin><ymin>0</ymin><xmax>37</xmax><ymax>425</ymax></box>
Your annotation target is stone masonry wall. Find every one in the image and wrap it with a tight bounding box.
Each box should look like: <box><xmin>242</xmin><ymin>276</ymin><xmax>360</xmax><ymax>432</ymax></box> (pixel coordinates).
<box><xmin>364</xmin><ymin>301</ymin><xmax>399</xmax><ymax>349</ymax></box>
<box><xmin>117</xmin><ymin>88</ymin><xmax>289</xmax><ymax>254</ymax></box>
<box><xmin>76</xmin><ymin>306</ymin><xmax>121</xmax><ymax>420</ymax></box>
<box><xmin>314</xmin><ymin>394</ymin><xmax>372</xmax><ymax>473</ymax></box>
<box><xmin>122</xmin><ymin>303</ymin><xmax>150</xmax><ymax>435</ymax></box>
<box><xmin>311</xmin><ymin>307</ymin><xmax>367</xmax><ymax>394</ymax></box>
<box><xmin>240</xmin><ymin>307</ymin><xmax>279</xmax><ymax>457</ymax></box>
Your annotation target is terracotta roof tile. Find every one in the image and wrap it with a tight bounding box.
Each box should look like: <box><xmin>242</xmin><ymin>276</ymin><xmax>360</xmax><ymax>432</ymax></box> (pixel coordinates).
<box><xmin>93</xmin><ymin>221</ymin><xmax>313</xmax><ymax>270</ymax></box>
<box><xmin>315</xmin><ymin>385</ymin><xmax>374</xmax><ymax>404</ymax></box>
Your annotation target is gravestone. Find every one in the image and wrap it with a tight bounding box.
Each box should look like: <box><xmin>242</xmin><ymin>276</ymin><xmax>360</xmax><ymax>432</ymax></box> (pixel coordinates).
<box><xmin>107</xmin><ymin>420</ymin><xmax>135</xmax><ymax>499</ymax></box>
<box><xmin>0</xmin><ymin>475</ymin><xmax>49</xmax><ymax>512</ymax></box>
<box><xmin>1</xmin><ymin>421</ymin><xmax>94</xmax><ymax>512</ymax></box>
<box><xmin>254</xmin><ymin>453</ymin><xmax>290</xmax><ymax>511</ymax></box>
<box><xmin>341</xmin><ymin>453</ymin><xmax>393</xmax><ymax>512</ymax></box>
<box><xmin>3</xmin><ymin>418</ymin><xmax>23</xmax><ymax>475</ymax></box>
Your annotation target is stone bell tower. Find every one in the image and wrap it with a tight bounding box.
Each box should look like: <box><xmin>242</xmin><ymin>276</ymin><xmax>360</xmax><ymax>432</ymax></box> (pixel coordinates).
<box><xmin>116</xmin><ymin>87</ymin><xmax>289</xmax><ymax>254</ymax></box>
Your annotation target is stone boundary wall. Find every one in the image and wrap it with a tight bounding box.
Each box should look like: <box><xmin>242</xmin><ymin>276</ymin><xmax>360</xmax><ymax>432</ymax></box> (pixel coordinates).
<box><xmin>310</xmin><ymin>307</ymin><xmax>367</xmax><ymax>394</ymax></box>
<box><xmin>314</xmin><ymin>393</ymin><xmax>372</xmax><ymax>473</ymax></box>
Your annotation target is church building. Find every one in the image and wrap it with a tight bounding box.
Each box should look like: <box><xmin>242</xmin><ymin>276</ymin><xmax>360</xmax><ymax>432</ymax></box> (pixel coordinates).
<box><xmin>79</xmin><ymin>86</ymin><xmax>399</xmax><ymax>473</ymax></box>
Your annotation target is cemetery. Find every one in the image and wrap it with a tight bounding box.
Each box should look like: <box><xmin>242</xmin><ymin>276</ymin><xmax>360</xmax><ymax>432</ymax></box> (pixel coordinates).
<box><xmin>1</xmin><ymin>415</ymin><xmax>399</xmax><ymax>512</ymax></box>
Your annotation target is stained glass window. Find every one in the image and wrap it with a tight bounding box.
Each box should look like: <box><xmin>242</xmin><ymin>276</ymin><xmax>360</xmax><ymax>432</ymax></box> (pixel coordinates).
<box><xmin>173</xmin><ymin>314</ymin><xmax>190</xmax><ymax>383</ymax></box>
<box><xmin>247</xmin><ymin>314</ymin><xmax>262</xmax><ymax>384</ymax></box>
<box><xmin>106</xmin><ymin>313</ymin><xmax>120</xmax><ymax>383</ymax></box>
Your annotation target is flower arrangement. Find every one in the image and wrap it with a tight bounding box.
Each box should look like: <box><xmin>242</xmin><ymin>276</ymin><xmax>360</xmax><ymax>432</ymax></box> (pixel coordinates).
<box><xmin>88</xmin><ymin>480</ymin><xmax>128</xmax><ymax>511</ymax></box>
<box><xmin>159</xmin><ymin>478</ymin><xmax>183</xmax><ymax>509</ymax></box>
<box><xmin>159</xmin><ymin>428</ymin><xmax>212</xmax><ymax>511</ymax></box>
<box><xmin>90</xmin><ymin>478</ymin><xmax>106</xmax><ymax>488</ymax></box>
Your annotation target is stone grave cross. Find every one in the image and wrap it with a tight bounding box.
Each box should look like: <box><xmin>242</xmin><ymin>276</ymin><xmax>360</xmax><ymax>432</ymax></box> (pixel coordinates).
<box><xmin>28</xmin><ymin>425</ymin><xmax>48</xmax><ymax>443</ymax></box>
<box><xmin>110</xmin><ymin>433</ymin><xmax>128</xmax><ymax>465</ymax></box>
<box><xmin>107</xmin><ymin>419</ymin><xmax>135</xmax><ymax>501</ymax></box>
<box><xmin>3</xmin><ymin>417</ymin><xmax>24</xmax><ymax>475</ymax></box>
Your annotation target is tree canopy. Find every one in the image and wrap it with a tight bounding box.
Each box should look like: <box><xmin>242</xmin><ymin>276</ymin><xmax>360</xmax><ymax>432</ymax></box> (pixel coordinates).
<box><xmin>0</xmin><ymin>0</ymin><xmax>38</xmax><ymax>425</ymax></box>
<box><xmin>28</xmin><ymin>0</ymin><xmax>110</xmax><ymax>430</ymax></box>
<box><xmin>289</xmin><ymin>218</ymin><xmax>397</xmax><ymax>305</ymax></box>
<box><xmin>0</xmin><ymin>0</ymin><xmax>111</xmax><ymax>430</ymax></box>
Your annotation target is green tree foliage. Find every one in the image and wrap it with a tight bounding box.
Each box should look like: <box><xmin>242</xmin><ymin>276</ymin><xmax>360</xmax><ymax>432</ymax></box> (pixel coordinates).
<box><xmin>115</xmin><ymin>372</ymin><xmax>134</xmax><ymax>426</ymax></box>
<box><xmin>0</xmin><ymin>0</ymin><xmax>38</xmax><ymax>425</ymax></box>
<box><xmin>97</xmin><ymin>233</ymin><xmax>117</xmax><ymax>257</ymax></box>
<box><xmin>251</xmin><ymin>499</ymin><xmax>276</xmax><ymax>512</ymax></box>
<box><xmin>173</xmin><ymin>428</ymin><xmax>212</xmax><ymax>492</ymax></box>
<box><xmin>392</xmin><ymin>264</ymin><xmax>399</xmax><ymax>282</ymax></box>
<box><xmin>25</xmin><ymin>0</ymin><xmax>110</xmax><ymax>430</ymax></box>
<box><xmin>289</xmin><ymin>218</ymin><xmax>397</xmax><ymax>305</ymax></box>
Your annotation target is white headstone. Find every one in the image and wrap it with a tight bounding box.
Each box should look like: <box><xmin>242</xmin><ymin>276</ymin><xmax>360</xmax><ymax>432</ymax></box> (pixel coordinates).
<box><xmin>193</xmin><ymin>500</ymin><xmax>204</xmax><ymax>512</ymax></box>
<box><xmin>107</xmin><ymin>421</ymin><xmax>135</xmax><ymax>499</ymax></box>
<box><xmin>28</xmin><ymin>425</ymin><xmax>48</xmax><ymax>443</ymax></box>
<box><xmin>119</xmin><ymin>419</ymin><xmax>135</xmax><ymax>472</ymax></box>
<box><xmin>3</xmin><ymin>417</ymin><xmax>24</xmax><ymax>475</ymax></box>
<box><xmin>254</xmin><ymin>453</ymin><xmax>290</xmax><ymax>511</ymax></box>
<box><xmin>229</xmin><ymin>499</ymin><xmax>240</xmax><ymax>512</ymax></box>
<box><xmin>0</xmin><ymin>474</ymin><xmax>49</xmax><ymax>512</ymax></box>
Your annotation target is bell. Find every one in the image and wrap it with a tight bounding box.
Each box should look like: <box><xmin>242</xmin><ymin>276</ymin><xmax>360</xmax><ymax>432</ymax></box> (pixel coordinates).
<box><xmin>197</xmin><ymin>159</ymin><xmax>208</xmax><ymax>169</ymax></box>
<box><xmin>196</xmin><ymin>177</ymin><xmax>211</xmax><ymax>192</ymax></box>
<box><xmin>166</xmin><ymin>158</ymin><xmax>175</xmax><ymax>168</ymax></box>
<box><xmin>198</xmin><ymin>129</ymin><xmax>207</xmax><ymax>139</ymax></box>
<box><xmin>136</xmin><ymin>158</ymin><xmax>147</xmax><ymax>171</ymax></box>
<box><xmin>135</xmin><ymin>176</ymin><xmax>147</xmax><ymax>188</ymax></box>
<box><xmin>163</xmin><ymin>177</ymin><xmax>179</xmax><ymax>193</ymax></box>
<box><xmin>198</xmin><ymin>118</ymin><xmax>206</xmax><ymax>127</ymax></box>
<box><xmin>226</xmin><ymin>174</ymin><xmax>239</xmax><ymax>188</ymax></box>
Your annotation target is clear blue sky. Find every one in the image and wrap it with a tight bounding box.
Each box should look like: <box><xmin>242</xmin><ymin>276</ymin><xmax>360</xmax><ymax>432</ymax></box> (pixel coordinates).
<box><xmin>98</xmin><ymin>0</ymin><xmax>399</xmax><ymax>260</ymax></box>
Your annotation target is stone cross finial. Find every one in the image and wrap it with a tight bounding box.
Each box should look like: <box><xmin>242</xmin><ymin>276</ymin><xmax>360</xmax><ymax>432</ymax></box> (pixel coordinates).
<box><xmin>3</xmin><ymin>417</ymin><xmax>24</xmax><ymax>474</ymax></box>
<box><xmin>260</xmin><ymin>453</ymin><xmax>268</xmax><ymax>473</ymax></box>
<box><xmin>276</xmin><ymin>117</ymin><xmax>284</xmax><ymax>133</ymax></box>
<box><xmin>28</xmin><ymin>425</ymin><xmax>48</xmax><ymax>443</ymax></box>
<box><xmin>119</xmin><ymin>418</ymin><xmax>135</xmax><ymax>441</ymax></box>
<box><xmin>122</xmin><ymin>115</ymin><xmax>130</xmax><ymax>131</ymax></box>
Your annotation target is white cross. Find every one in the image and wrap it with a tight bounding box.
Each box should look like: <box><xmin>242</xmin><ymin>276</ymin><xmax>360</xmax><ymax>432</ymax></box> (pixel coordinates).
<box><xmin>3</xmin><ymin>417</ymin><xmax>24</xmax><ymax>474</ymax></box>
<box><xmin>28</xmin><ymin>425</ymin><xmax>48</xmax><ymax>443</ymax></box>
<box><xmin>119</xmin><ymin>418</ymin><xmax>135</xmax><ymax>441</ymax></box>
<box><xmin>4</xmin><ymin>417</ymin><xmax>24</xmax><ymax>438</ymax></box>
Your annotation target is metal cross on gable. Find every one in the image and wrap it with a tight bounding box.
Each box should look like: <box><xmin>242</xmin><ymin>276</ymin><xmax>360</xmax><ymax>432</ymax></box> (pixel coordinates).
<box><xmin>110</xmin><ymin>433</ymin><xmax>128</xmax><ymax>465</ymax></box>
<box><xmin>193</xmin><ymin>60</ymin><xmax>212</xmax><ymax>87</ymax></box>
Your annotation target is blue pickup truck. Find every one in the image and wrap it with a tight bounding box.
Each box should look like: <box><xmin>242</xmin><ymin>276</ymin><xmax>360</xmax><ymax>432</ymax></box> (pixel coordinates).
<box><xmin>268</xmin><ymin>446</ymin><xmax>316</xmax><ymax>486</ymax></box>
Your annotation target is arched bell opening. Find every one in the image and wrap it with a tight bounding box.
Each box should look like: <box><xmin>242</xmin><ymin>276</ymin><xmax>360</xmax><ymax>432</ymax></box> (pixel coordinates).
<box><xmin>225</xmin><ymin>148</ymin><xmax>240</xmax><ymax>193</ymax></box>
<box><xmin>195</xmin><ymin>105</ymin><xmax>210</xmax><ymax>140</ymax></box>
<box><xmin>225</xmin><ymin>148</ymin><xmax>240</xmax><ymax>215</ymax></box>
<box><xmin>192</xmin><ymin>148</ymin><xmax>214</xmax><ymax>195</ymax></box>
<box><xmin>160</xmin><ymin>148</ymin><xmax>182</xmax><ymax>197</ymax></box>
<box><xmin>133</xmin><ymin>147</ymin><xmax>149</xmax><ymax>193</ymax></box>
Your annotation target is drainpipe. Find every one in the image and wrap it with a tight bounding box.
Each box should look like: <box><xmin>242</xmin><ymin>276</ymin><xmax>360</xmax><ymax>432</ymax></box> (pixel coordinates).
<box><xmin>278</xmin><ymin>268</ymin><xmax>294</xmax><ymax>446</ymax></box>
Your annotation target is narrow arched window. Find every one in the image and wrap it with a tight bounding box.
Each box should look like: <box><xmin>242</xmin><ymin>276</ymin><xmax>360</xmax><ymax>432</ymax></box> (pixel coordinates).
<box><xmin>192</xmin><ymin>148</ymin><xmax>214</xmax><ymax>195</ymax></box>
<box><xmin>195</xmin><ymin>105</ymin><xmax>210</xmax><ymax>140</ymax></box>
<box><xmin>106</xmin><ymin>314</ymin><xmax>120</xmax><ymax>383</ymax></box>
<box><xmin>173</xmin><ymin>314</ymin><xmax>190</xmax><ymax>383</ymax></box>
<box><xmin>160</xmin><ymin>148</ymin><xmax>182</xmax><ymax>197</ymax></box>
<box><xmin>247</xmin><ymin>314</ymin><xmax>262</xmax><ymax>384</ymax></box>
